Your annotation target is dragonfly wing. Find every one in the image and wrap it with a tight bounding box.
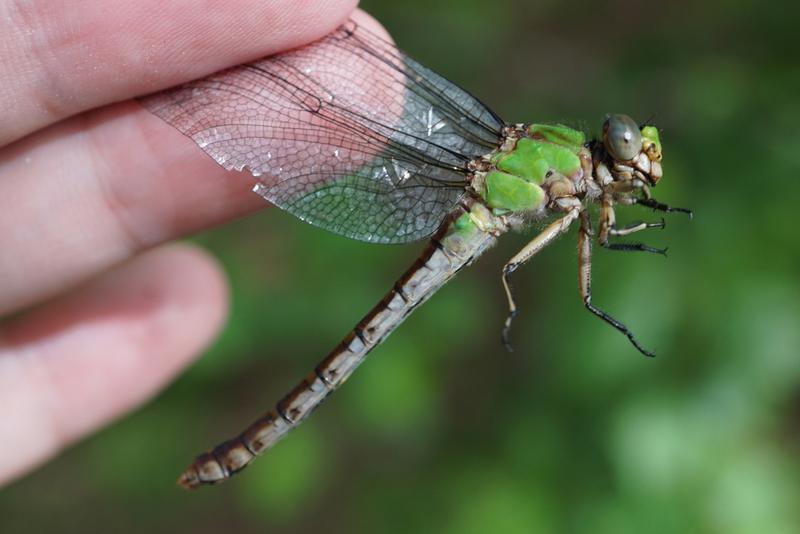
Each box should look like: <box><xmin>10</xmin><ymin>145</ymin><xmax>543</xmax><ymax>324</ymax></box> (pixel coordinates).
<box><xmin>142</xmin><ymin>20</ymin><xmax>505</xmax><ymax>244</ymax></box>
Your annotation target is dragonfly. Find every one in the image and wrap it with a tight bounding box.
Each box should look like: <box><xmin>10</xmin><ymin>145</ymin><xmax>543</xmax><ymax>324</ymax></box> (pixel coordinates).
<box><xmin>141</xmin><ymin>18</ymin><xmax>691</xmax><ymax>489</ymax></box>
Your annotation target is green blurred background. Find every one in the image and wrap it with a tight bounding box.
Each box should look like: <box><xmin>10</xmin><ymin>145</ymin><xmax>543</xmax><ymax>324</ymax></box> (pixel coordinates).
<box><xmin>4</xmin><ymin>0</ymin><xmax>799</xmax><ymax>532</ymax></box>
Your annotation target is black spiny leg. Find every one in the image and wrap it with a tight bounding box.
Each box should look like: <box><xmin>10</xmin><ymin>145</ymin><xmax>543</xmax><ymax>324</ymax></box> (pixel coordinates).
<box><xmin>634</xmin><ymin>197</ymin><xmax>694</xmax><ymax>218</ymax></box>
<box><xmin>578</xmin><ymin>211</ymin><xmax>655</xmax><ymax>357</ymax></box>
<box><xmin>599</xmin><ymin>195</ymin><xmax>668</xmax><ymax>256</ymax></box>
<box><xmin>603</xmin><ymin>241</ymin><xmax>668</xmax><ymax>256</ymax></box>
<box><xmin>601</xmin><ymin>218</ymin><xmax>669</xmax><ymax>256</ymax></box>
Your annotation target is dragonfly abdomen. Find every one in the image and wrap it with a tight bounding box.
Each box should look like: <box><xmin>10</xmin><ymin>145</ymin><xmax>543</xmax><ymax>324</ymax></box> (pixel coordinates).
<box><xmin>177</xmin><ymin>204</ymin><xmax>503</xmax><ymax>489</ymax></box>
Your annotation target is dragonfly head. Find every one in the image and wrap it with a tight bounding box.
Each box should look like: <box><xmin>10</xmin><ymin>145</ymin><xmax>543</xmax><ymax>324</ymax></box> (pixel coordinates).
<box><xmin>600</xmin><ymin>114</ymin><xmax>663</xmax><ymax>186</ymax></box>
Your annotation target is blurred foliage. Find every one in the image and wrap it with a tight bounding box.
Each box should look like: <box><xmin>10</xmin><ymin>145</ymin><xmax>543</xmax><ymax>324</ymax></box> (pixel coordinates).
<box><xmin>3</xmin><ymin>0</ymin><xmax>799</xmax><ymax>532</ymax></box>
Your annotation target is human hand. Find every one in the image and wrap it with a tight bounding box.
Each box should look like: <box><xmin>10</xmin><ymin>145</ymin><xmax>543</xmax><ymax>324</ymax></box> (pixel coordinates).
<box><xmin>0</xmin><ymin>0</ymin><xmax>359</xmax><ymax>487</ymax></box>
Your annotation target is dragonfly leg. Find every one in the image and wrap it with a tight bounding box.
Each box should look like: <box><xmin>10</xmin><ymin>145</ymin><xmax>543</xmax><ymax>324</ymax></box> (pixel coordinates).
<box><xmin>598</xmin><ymin>195</ymin><xmax>668</xmax><ymax>256</ymax></box>
<box><xmin>609</xmin><ymin>180</ymin><xmax>693</xmax><ymax>218</ymax></box>
<box><xmin>618</xmin><ymin>194</ymin><xmax>694</xmax><ymax>219</ymax></box>
<box><xmin>501</xmin><ymin>205</ymin><xmax>582</xmax><ymax>351</ymax></box>
<box><xmin>609</xmin><ymin>218</ymin><xmax>666</xmax><ymax>236</ymax></box>
<box><xmin>578</xmin><ymin>210</ymin><xmax>655</xmax><ymax>357</ymax></box>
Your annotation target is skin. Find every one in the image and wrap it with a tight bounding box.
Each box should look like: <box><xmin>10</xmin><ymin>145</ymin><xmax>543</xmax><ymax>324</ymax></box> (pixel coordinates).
<box><xmin>0</xmin><ymin>0</ymin><xmax>371</xmax><ymax>487</ymax></box>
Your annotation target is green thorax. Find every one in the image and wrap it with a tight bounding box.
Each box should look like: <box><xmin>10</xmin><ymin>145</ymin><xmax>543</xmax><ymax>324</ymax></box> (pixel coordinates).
<box><xmin>480</xmin><ymin>123</ymin><xmax>586</xmax><ymax>214</ymax></box>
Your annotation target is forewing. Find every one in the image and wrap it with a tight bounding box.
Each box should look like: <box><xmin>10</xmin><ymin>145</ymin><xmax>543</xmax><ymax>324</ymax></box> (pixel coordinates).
<box><xmin>142</xmin><ymin>20</ymin><xmax>505</xmax><ymax>243</ymax></box>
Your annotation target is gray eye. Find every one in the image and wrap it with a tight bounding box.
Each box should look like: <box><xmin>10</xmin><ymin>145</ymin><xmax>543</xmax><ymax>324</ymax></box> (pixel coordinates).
<box><xmin>603</xmin><ymin>114</ymin><xmax>642</xmax><ymax>161</ymax></box>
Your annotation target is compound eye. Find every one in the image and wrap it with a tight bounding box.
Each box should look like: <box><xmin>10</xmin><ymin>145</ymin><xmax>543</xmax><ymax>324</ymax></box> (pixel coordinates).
<box><xmin>603</xmin><ymin>114</ymin><xmax>642</xmax><ymax>161</ymax></box>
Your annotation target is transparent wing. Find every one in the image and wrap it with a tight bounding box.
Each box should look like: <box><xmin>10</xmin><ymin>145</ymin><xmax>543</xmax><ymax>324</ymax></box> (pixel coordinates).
<box><xmin>142</xmin><ymin>20</ymin><xmax>505</xmax><ymax>243</ymax></box>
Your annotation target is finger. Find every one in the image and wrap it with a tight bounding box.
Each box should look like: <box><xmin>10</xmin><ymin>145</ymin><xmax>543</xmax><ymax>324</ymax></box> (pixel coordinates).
<box><xmin>0</xmin><ymin>101</ymin><xmax>263</xmax><ymax>315</ymax></box>
<box><xmin>0</xmin><ymin>0</ymin><xmax>358</xmax><ymax>145</ymax></box>
<box><xmin>0</xmin><ymin>244</ymin><xmax>228</xmax><ymax>486</ymax></box>
<box><xmin>0</xmin><ymin>10</ymin><xmax>388</xmax><ymax>316</ymax></box>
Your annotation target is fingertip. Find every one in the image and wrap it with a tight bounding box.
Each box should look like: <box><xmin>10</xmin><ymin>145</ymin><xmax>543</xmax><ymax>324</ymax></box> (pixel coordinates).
<box><xmin>350</xmin><ymin>8</ymin><xmax>393</xmax><ymax>42</ymax></box>
<box><xmin>0</xmin><ymin>244</ymin><xmax>231</xmax><ymax>485</ymax></box>
<box><xmin>122</xmin><ymin>243</ymin><xmax>231</xmax><ymax>350</ymax></box>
